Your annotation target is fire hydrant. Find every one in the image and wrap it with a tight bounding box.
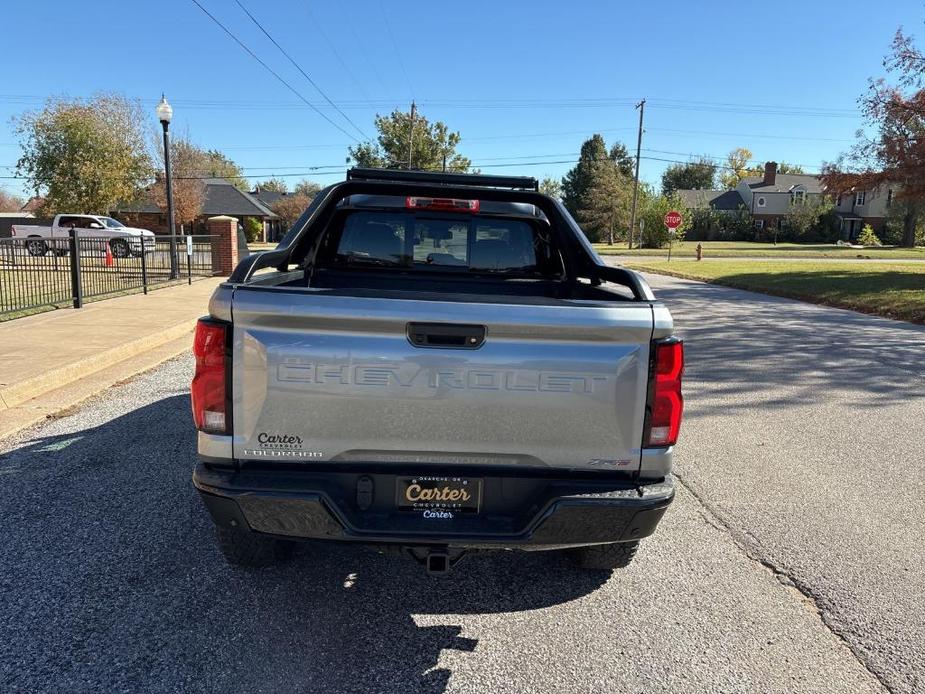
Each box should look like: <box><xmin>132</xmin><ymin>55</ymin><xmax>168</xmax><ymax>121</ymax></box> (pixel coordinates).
<box><xmin>696</xmin><ymin>243</ymin><xmax>703</xmax><ymax>261</ymax></box>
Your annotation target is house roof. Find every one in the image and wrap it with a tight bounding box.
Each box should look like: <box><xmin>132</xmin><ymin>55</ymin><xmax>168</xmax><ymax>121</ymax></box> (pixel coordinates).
<box><xmin>743</xmin><ymin>173</ymin><xmax>824</xmax><ymax>194</ymax></box>
<box><xmin>20</xmin><ymin>196</ymin><xmax>46</xmax><ymax>213</ymax></box>
<box><xmin>115</xmin><ymin>178</ymin><xmax>278</xmax><ymax>218</ymax></box>
<box><xmin>200</xmin><ymin>178</ymin><xmax>278</xmax><ymax>218</ymax></box>
<box><xmin>251</xmin><ymin>188</ymin><xmax>287</xmax><ymax>207</ymax></box>
<box><xmin>675</xmin><ymin>189</ymin><xmax>745</xmax><ymax>211</ymax></box>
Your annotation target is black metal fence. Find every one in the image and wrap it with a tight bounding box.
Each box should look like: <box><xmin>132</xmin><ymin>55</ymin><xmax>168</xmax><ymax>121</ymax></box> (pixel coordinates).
<box><xmin>0</xmin><ymin>232</ymin><xmax>216</xmax><ymax>318</ymax></box>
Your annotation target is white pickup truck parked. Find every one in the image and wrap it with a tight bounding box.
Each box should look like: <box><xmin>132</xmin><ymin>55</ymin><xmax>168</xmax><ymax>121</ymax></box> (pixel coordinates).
<box><xmin>11</xmin><ymin>214</ymin><xmax>156</xmax><ymax>258</ymax></box>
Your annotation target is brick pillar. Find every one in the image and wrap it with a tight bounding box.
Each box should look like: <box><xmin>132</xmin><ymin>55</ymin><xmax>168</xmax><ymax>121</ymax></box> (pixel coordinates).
<box><xmin>208</xmin><ymin>215</ymin><xmax>238</xmax><ymax>277</ymax></box>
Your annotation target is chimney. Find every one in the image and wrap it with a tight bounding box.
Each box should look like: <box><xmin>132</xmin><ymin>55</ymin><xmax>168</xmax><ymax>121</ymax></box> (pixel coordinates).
<box><xmin>763</xmin><ymin>161</ymin><xmax>777</xmax><ymax>186</ymax></box>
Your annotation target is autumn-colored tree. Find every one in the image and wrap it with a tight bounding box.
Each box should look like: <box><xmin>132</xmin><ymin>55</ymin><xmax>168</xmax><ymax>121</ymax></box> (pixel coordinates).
<box><xmin>349</xmin><ymin>109</ymin><xmax>471</xmax><ymax>172</ymax></box>
<box><xmin>0</xmin><ymin>188</ymin><xmax>24</xmax><ymax>212</ymax></box>
<box><xmin>271</xmin><ymin>193</ymin><xmax>313</xmax><ymax>230</ymax></box>
<box><xmin>151</xmin><ymin>135</ymin><xmax>205</xmax><ymax>228</ymax></box>
<box><xmin>719</xmin><ymin>147</ymin><xmax>753</xmax><ymax>189</ymax></box>
<box><xmin>14</xmin><ymin>94</ymin><xmax>152</xmax><ymax>214</ymax></box>
<box><xmin>822</xmin><ymin>28</ymin><xmax>925</xmax><ymax>247</ymax></box>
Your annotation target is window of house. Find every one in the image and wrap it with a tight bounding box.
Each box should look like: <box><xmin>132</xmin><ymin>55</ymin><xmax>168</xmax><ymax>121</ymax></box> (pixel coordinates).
<box><xmin>756</xmin><ymin>196</ymin><xmax>766</xmax><ymax>208</ymax></box>
<box><xmin>855</xmin><ymin>191</ymin><xmax>866</xmax><ymax>206</ymax></box>
<box><xmin>755</xmin><ymin>219</ymin><xmax>765</xmax><ymax>230</ymax></box>
<box><xmin>791</xmin><ymin>190</ymin><xmax>805</xmax><ymax>205</ymax></box>
<box><xmin>887</xmin><ymin>189</ymin><xmax>894</xmax><ymax>207</ymax></box>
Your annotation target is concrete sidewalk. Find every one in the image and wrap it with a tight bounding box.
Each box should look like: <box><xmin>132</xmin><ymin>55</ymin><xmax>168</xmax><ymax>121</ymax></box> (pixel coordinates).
<box><xmin>0</xmin><ymin>278</ymin><xmax>223</xmax><ymax>439</ymax></box>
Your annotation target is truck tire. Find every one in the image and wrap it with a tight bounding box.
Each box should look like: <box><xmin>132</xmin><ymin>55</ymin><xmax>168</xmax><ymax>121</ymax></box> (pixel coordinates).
<box><xmin>26</xmin><ymin>238</ymin><xmax>48</xmax><ymax>257</ymax></box>
<box><xmin>566</xmin><ymin>541</ymin><xmax>639</xmax><ymax>570</ymax></box>
<box><xmin>215</xmin><ymin>526</ymin><xmax>294</xmax><ymax>567</ymax></box>
<box><xmin>109</xmin><ymin>238</ymin><xmax>130</xmax><ymax>258</ymax></box>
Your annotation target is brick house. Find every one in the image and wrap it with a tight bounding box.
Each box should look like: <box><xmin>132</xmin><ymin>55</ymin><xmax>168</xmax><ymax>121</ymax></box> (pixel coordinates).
<box><xmin>735</xmin><ymin>163</ymin><xmax>825</xmax><ymax>232</ymax></box>
<box><xmin>114</xmin><ymin>178</ymin><xmax>279</xmax><ymax>242</ymax></box>
<box><xmin>677</xmin><ymin>162</ymin><xmax>893</xmax><ymax>240</ymax></box>
<box><xmin>832</xmin><ymin>184</ymin><xmax>894</xmax><ymax>240</ymax></box>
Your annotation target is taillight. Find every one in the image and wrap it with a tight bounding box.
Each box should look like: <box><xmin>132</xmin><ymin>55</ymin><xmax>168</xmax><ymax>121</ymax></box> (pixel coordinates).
<box><xmin>646</xmin><ymin>339</ymin><xmax>684</xmax><ymax>447</ymax></box>
<box><xmin>191</xmin><ymin>319</ymin><xmax>228</xmax><ymax>434</ymax></box>
<box><xmin>405</xmin><ymin>196</ymin><xmax>480</xmax><ymax>212</ymax></box>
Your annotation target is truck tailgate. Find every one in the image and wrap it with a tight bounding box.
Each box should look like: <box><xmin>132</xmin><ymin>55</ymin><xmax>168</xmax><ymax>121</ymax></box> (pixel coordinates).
<box><xmin>231</xmin><ymin>288</ymin><xmax>654</xmax><ymax>473</ymax></box>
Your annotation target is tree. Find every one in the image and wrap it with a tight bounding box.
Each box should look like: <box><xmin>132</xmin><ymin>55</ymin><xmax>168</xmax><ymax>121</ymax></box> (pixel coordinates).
<box><xmin>151</xmin><ymin>135</ymin><xmax>205</xmax><ymax>228</ymax></box>
<box><xmin>577</xmin><ymin>161</ymin><xmax>631</xmax><ymax>244</ymax></box>
<box><xmin>348</xmin><ymin>109</ymin><xmax>471</xmax><ymax>172</ymax></box>
<box><xmin>255</xmin><ymin>177</ymin><xmax>288</xmax><ymax>193</ymax></box>
<box><xmin>293</xmin><ymin>179</ymin><xmax>322</xmax><ymax>197</ymax></box>
<box><xmin>777</xmin><ymin>162</ymin><xmax>805</xmax><ymax>174</ymax></box>
<box><xmin>661</xmin><ymin>157</ymin><xmax>717</xmax><ymax>195</ymax></box>
<box><xmin>193</xmin><ymin>149</ymin><xmax>247</xmax><ymax>190</ymax></box>
<box><xmin>561</xmin><ymin>135</ymin><xmax>635</xmax><ymax>216</ymax></box>
<box><xmin>539</xmin><ymin>177</ymin><xmax>563</xmax><ymax>200</ymax></box>
<box><xmin>562</xmin><ymin>135</ymin><xmax>608</xmax><ymax>216</ymax></box>
<box><xmin>821</xmin><ymin>27</ymin><xmax>925</xmax><ymax>247</ymax></box>
<box><xmin>784</xmin><ymin>197</ymin><xmax>833</xmax><ymax>244</ymax></box>
<box><xmin>271</xmin><ymin>193</ymin><xmax>313</xmax><ymax>230</ymax></box>
<box><xmin>720</xmin><ymin>147</ymin><xmax>753</xmax><ymax>189</ymax></box>
<box><xmin>14</xmin><ymin>93</ymin><xmax>152</xmax><ymax>214</ymax></box>
<box><xmin>609</xmin><ymin>143</ymin><xmax>634</xmax><ymax>177</ymax></box>
<box><xmin>0</xmin><ymin>188</ymin><xmax>23</xmax><ymax>212</ymax></box>
<box><xmin>637</xmin><ymin>187</ymin><xmax>691</xmax><ymax>248</ymax></box>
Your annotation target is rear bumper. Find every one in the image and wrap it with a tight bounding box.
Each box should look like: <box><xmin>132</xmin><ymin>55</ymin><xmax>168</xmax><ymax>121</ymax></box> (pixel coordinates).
<box><xmin>193</xmin><ymin>463</ymin><xmax>674</xmax><ymax>550</ymax></box>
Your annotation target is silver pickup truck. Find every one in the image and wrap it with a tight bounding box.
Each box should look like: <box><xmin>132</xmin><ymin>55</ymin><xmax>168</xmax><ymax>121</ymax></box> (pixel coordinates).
<box><xmin>191</xmin><ymin>168</ymin><xmax>683</xmax><ymax>575</ymax></box>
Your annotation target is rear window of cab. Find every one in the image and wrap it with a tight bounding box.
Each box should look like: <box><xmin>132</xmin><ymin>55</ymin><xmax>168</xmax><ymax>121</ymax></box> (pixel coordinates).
<box><xmin>325</xmin><ymin>211</ymin><xmax>561</xmax><ymax>275</ymax></box>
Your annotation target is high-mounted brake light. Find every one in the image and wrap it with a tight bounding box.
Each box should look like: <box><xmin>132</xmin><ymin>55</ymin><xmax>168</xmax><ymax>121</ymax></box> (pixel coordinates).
<box><xmin>646</xmin><ymin>339</ymin><xmax>684</xmax><ymax>447</ymax></box>
<box><xmin>191</xmin><ymin>319</ymin><xmax>228</xmax><ymax>434</ymax></box>
<box><xmin>405</xmin><ymin>196</ymin><xmax>480</xmax><ymax>213</ymax></box>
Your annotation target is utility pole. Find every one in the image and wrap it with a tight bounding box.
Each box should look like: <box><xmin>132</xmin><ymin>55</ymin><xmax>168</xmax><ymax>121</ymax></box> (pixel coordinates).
<box><xmin>629</xmin><ymin>98</ymin><xmax>645</xmax><ymax>249</ymax></box>
<box><xmin>408</xmin><ymin>100</ymin><xmax>416</xmax><ymax>170</ymax></box>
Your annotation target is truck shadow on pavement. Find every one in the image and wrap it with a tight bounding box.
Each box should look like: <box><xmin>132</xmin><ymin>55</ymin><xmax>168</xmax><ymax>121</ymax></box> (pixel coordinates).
<box><xmin>650</xmin><ymin>278</ymin><xmax>925</xmax><ymax>416</ymax></box>
<box><xmin>0</xmin><ymin>394</ymin><xmax>609</xmax><ymax>694</ymax></box>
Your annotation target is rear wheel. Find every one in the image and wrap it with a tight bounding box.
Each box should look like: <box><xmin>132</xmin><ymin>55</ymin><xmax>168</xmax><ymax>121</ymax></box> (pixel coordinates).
<box><xmin>109</xmin><ymin>238</ymin><xmax>130</xmax><ymax>258</ymax></box>
<box><xmin>215</xmin><ymin>526</ymin><xmax>294</xmax><ymax>567</ymax></box>
<box><xmin>566</xmin><ymin>541</ymin><xmax>639</xmax><ymax>570</ymax></box>
<box><xmin>26</xmin><ymin>238</ymin><xmax>48</xmax><ymax>257</ymax></box>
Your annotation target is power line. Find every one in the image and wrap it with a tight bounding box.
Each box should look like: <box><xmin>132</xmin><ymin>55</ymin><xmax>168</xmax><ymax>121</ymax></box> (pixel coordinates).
<box><xmin>378</xmin><ymin>0</ymin><xmax>414</xmax><ymax>100</ymax></box>
<box><xmin>187</xmin><ymin>0</ymin><xmax>361</xmax><ymax>143</ymax></box>
<box><xmin>302</xmin><ymin>2</ymin><xmax>373</xmax><ymax>106</ymax></box>
<box><xmin>233</xmin><ymin>0</ymin><xmax>370</xmax><ymax>140</ymax></box>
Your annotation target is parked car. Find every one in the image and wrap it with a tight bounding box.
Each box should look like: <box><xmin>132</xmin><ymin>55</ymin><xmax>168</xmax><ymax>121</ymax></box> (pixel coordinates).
<box><xmin>11</xmin><ymin>214</ymin><xmax>156</xmax><ymax>258</ymax></box>
<box><xmin>191</xmin><ymin>168</ymin><xmax>683</xmax><ymax>575</ymax></box>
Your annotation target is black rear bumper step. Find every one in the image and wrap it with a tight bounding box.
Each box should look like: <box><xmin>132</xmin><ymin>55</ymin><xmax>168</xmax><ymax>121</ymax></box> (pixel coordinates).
<box><xmin>193</xmin><ymin>463</ymin><xmax>673</xmax><ymax>549</ymax></box>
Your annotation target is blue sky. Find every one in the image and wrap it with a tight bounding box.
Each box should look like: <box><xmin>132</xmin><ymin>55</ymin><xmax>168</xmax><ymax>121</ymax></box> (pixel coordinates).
<box><xmin>2</xmin><ymin>0</ymin><xmax>923</xmax><ymax>198</ymax></box>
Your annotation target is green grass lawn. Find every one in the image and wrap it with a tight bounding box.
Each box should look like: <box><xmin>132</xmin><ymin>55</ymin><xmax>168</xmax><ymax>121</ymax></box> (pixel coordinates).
<box><xmin>625</xmin><ymin>259</ymin><xmax>925</xmax><ymax>324</ymax></box>
<box><xmin>594</xmin><ymin>241</ymin><xmax>925</xmax><ymax>259</ymax></box>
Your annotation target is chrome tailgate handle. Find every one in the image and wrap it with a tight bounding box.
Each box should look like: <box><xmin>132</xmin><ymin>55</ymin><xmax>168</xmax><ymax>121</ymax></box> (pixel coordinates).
<box><xmin>407</xmin><ymin>322</ymin><xmax>486</xmax><ymax>349</ymax></box>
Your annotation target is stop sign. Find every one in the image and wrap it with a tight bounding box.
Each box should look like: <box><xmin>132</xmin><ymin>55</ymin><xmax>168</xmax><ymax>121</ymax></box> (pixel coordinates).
<box><xmin>664</xmin><ymin>210</ymin><xmax>683</xmax><ymax>230</ymax></box>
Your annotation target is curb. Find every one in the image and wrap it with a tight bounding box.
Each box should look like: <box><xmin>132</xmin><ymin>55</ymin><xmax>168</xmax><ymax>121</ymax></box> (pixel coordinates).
<box><xmin>0</xmin><ymin>320</ymin><xmax>196</xmax><ymax>410</ymax></box>
<box><xmin>0</xmin><ymin>332</ymin><xmax>194</xmax><ymax>441</ymax></box>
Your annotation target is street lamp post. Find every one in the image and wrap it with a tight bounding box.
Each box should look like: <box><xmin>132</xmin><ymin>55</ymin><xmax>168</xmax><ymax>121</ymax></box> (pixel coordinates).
<box><xmin>156</xmin><ymin>94</ymin><xmax>179</xmax><ymax>279</ymax></box>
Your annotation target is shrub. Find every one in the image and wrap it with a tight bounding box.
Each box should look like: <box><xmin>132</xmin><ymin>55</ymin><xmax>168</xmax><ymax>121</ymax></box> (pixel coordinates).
<box><xmin>243</xmin><ymin>217</ymin><xmax>263</xmax><ymax>243</ymax></box>
<box><xmin>857</xmin><ymin>224</ymin><xmax>882</xmax><ymax>247</ymax></box>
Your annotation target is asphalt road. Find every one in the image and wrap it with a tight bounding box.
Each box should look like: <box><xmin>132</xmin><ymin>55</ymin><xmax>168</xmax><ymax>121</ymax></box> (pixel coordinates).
<box><xmin>1</xmin><ymin>273</ymin><xmax>921</xmax><ymax>693</ymax></box>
